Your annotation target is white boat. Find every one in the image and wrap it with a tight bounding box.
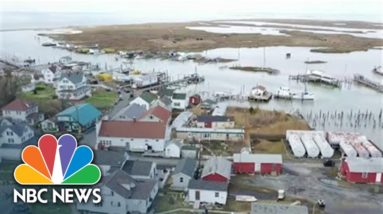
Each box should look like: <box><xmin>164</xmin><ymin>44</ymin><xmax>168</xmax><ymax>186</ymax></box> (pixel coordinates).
<box><xmin>306</xmin><ymin>69</ymin><xmax>340</xmax><ymax>86</ymax></box>
<box><xmin>274</xmin><ymin>87</ymin><xmax>293</xmax><ymax>99</ymax></box>
<box><xmin>292</xmin><ymin>84</ymin><xmax>314</xmax><ymax>100</ymax></box>
<box><xmin>373</xmin><ymin>66</ymin><xmax>383</xmax><ymax>75</ymax></box>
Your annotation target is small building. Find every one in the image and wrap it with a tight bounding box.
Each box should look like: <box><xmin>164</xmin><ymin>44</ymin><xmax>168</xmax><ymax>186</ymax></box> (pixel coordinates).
<box><xmin>94</xmin><ymin>150</ymin><xmax>128</xmax><ymax>175</ymax></box>
<box><xmin>181</xmin><ymin>144</ymin><xmax>200</xmax><ymax>159</ymax></box>
<box><xmin>201</xmin><ymin>156</ymin><xmax>232</xmax><ymax>182</ymax></box>
<box><xmin>130</xmin><ymin>92</ymin><xmax>158</xmax><ymax>110</ymax></box>
<box><xmin>56</xmin><ymin>72</ymin><xmax>91</xmax><ymax>100</ymax></box>
<box><xmin>233</xmin><ymin>151</ymin><xmax>283</xmax><ymax>175</ymax></box>
<box><xmin>1</xmin><ymin>98</ymin><xmax>44</xmax><ymax>125</ymax></box>
<box><xmin>250</xmin><ymin>203</ymin><xmax>308</xmax><ymax>214</ymax></box>
<box><xmin>0</xmin><ymin>118</ymin><xmax>34</xmax><ymax>146</ymax></box>
<box><xmin>340</xmin><ymin>158</ymin><xmax>383</xmax><ymax>184</ymax></box>
<box><xmin>164</xmin><ymin>139</ymin><xmax>183</xmax><ymax>158</ymax></box>
<box><xmin>97</xmin><ymin>120</ymin><xmax>168</xmax><ymax>152</ymax></box>
<box><xmin>171</xmin><ymin>91</ymin><xmax>188</xmax><ymax>110</ymax></box>
<box><xmin>40</xmin><ymin>118</ymin><xmax>58</xmax><ymax>132</ymax></box>
<box><xmin>21</xmin><ymin>83</ymin><xmax>36</xmax><ymax>93</ymax></box>
<box><xmin>56</xmin><ymin>103</ymin><xmax>101</xmax><ymax>132</ymax></box>
<box><xmin>187</xmin><ymin>179</ymin><xmax>228</xmax><ymax>205</ymax></box>
<box><xmin>195</xmin><ymin>115</ymin><xmax>234</xmax><ymax>129</ymax></box>
<box><xmin>76</xmin><ymin>169</ymin><xmax>158</xmax><ymax>214</ymax></box>
<box><xmin>140</xmin><ymin>105</ymin><xmax>172</xmax><ymax>124</ymax></box>
<box><xmin>201</xmin><ymin>99</ymin><xmax>217</xmax><ymax>110</ymax></box>
<box><xmin>121</xmin><ymin>160</ymin><xmax>157</xmax><ymax>181</ymax></box>
<box><xmin>113</xmin><ymin>103</ymin><xmax>147</xmax><ymax>121</ymax></box>
<box><xmin>171</xmin><ymin>158</ymin><xmax>197</xmax><ymax>191</ymax></box>
<box><xmin>41</xmin><ymin>65</ymin><xmax>60</xmax><ymax>85</ymax></box>
<box><xmin>189</xmin><ymin>94</ymin><xmax>201</xmax><ymax>106</ymax></box>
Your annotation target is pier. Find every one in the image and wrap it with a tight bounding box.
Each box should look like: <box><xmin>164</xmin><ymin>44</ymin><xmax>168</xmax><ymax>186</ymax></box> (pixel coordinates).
<box><xmin>354</xmin><ymin>74</ymin><xmax>383</xmax><ymax>93</ymax></box>
<box><xmin>288</xmin><ymin>74</ymin><xmax>342</xmax><ymax>87</ymax></box>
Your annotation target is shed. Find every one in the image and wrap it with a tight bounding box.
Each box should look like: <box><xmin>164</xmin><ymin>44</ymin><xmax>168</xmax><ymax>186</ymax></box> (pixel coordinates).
<box><xmin>233</xmin><ymin>151</ymin><xmax>282</xmax><ymax>175</ymax></box>
<box><xmin>165</xmin><ymin>139</ymin><xmax>183</xmax><ymax>158</ymax></box>
<box><xmin>340</xmin><ymin>158</ymin><xmax>383</xmax><ymax>184</ymax></box>
<box><xmin>171</xmin><ymin>158</ymin><xmax>197</xmax><ymax>191</ymax></box>
<box><xmin>201</xmin><ymin>156</ymin><xmax>232</xmax><ymax>182</ymax></box>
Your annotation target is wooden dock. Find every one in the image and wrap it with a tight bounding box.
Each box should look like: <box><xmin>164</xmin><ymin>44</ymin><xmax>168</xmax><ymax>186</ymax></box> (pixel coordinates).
<box><xmin>289</xmin><ymin>74</ymin><xmax>341</xmax><ymax>87</ymax></box>
<box><xmin>354</xmin><ymin>74</ymin><xmax>383</xmax><ymax>93</ymax></box>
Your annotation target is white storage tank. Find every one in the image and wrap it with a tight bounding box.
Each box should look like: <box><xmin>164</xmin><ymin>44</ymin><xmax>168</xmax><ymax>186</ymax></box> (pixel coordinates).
<box><xmin>313</xmin><ymin>133</ymin><xmax>334</xmax><ymax>158</ymax></box>
<box><xmin>300</xmin><ymin>134</ymin><xmax>320</xmax><ymax>158</ymax></box>
<box><xmin>287</xmin><ymin>134</ymin><xmax>306</xmax><ymax>158</ymax></box>
<box><xmin>339</xmin><ymin>141</ymin><xmax>357</xmax><ymax>157</ymax></box>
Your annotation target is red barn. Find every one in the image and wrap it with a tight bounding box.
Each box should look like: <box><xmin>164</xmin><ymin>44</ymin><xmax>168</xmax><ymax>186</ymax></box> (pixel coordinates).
<box><xmin>340</xmin><ymin>158</ymin><xmax>383</xmax><ymax>184</ymax></box>
<box><xmin>233</xmin><ymin>151</ymin><xmax>283</xmax><ymax>175</ymax></box>
<box><xmin>201</xmin><ymin>156</ymin><xmax>232</xmax><ymax>182</ymax></box>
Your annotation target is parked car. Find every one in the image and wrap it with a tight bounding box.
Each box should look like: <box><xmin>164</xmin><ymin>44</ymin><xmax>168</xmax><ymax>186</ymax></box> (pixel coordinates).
<box><xmin>323</xmin><ymin>159</ymin><xmax>335</xmax><ymax>167</ymax></box>
<box><xmin>317</xmin><ymin>199</ymin><xmax>326</xmax><ymax>208</ymax></box>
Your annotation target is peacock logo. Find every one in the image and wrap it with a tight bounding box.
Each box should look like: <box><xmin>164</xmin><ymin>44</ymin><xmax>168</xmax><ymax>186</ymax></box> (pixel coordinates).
<box><xmin>14</xmin><ymin>134</ymin><xmax>101</xmax><ymax>185</ymax></box>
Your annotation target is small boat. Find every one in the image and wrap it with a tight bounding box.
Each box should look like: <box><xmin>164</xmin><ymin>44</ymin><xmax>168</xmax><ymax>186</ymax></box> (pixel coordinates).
<box><xmin>373</xmin><ymin>66</ymin><xmax>383</xmax><ymax>76</ymax></box>
<box><xmin>274</xmin><ymin>87</ymin><xmax>293</xmax><ymax>99</ymax></box>
<box><xmin>41</xmin><ymin>42</ymin><xmax>57</xmax><ymax>47</ymax></box>
<box><xmin>292</xmin><ymin>84</ymin><xmax>314</xmax><ymax>100</ymax></box>
<box><xmin>248</xmin><ymin>85</ymin><xmax>272</xmax><ymax>102</ymax></box>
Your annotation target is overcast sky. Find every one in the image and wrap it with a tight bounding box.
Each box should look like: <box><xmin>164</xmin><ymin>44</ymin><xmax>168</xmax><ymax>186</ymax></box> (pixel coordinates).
<box><xmin>1</xmin><ymin>0</ymin><xmax>382</xmax><ymax>13</ymax></box>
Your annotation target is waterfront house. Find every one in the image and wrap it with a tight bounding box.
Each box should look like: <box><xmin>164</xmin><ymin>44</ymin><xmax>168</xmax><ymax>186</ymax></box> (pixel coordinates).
<box><xmin>195</xmin><ymin>115</ymin><xmax>235</xmax><ymax>129</ymax></box>
<box><xmin>56</xmin><ymin>72</ymin><xmax>91</xmax><ymax>100</ymax></box>
<box><xmin>1</xmin><ymin>99</ymin><xmax>44</xmax><ymax>125</ymax></box>
<box><xmin>340</xmin><ymin>157</ymin><xmax>383</xmax><ymax>184</ymax></box>
<box><xmin>164</xmin><ymin>139</ymin><xmax>183</xmax><ymax>158</ymax></box>
<box><xmin>0</xmin><ymin>118</ymin><xmax>34</xmax><ymax>146</ymax></box>
<box><xmin>130</xmin><ymin>91</ymin><xmax>158</xmax><ymax>110</ymax></box>
<box><xmin>187</xmin><ymin>179</ymin><xmax>228</xmax><ymax>205</ymax></box>
<box><xmin>41</xmin><ymin>65</ymin><xmax>60</xmax><ymax>85</ymax></box>
<box><xmin>171</xmin><ymin>91</ymin><xmax>188</xmax><ymax>110</ymax></box>
<box><xmin>97</xmin><ymin>120</ymin><xmax>169</xmax><ymax>152</ymax></box>
<box><xmin>121</xmin><ymin>160</ymin><xmax>157</xmax><ymax>180</ymax></box>
<box><xmin>140</xmin><ymin>105</ymin><xmax>172</xmax><ymax>124</ymax></box>
<box><xmin>233</xmin><ymin>149</ymin><xmax>283</xmax><ymax>175</ymax></box>
<box><xmin>201</xmin><ymin>156</ymin><xmax>232</xmax><ymax>182</ymax></box>
<box><xmin>171</xmin><ymin>158</ymin><xmax>197</xmax><ymax>191</ymax></box>
<box><xmin>56</xmin><ymin>103</ymin><xmax>101</xmax><ymax>132</ymax></box>
<box><xmin>94</xmin><ymin>150</ymin><xmax>128</xmax><ymax>175</ymax></box>
<box><xmin>76</xmin><ymin>169</ymin><xmax>158</xmax><ymax>214</ymax></box>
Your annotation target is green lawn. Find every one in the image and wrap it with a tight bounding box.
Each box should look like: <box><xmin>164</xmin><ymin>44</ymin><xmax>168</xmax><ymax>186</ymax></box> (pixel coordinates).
<box><xmin>85</xmin><ymin>90</ymin><xmax>118</xmax><ymax>109</ymax></box>
<box><xmin>19</xmin><ymin>83</ymin><xmax>55</xmax><ymax>101</ymax></box>
<box><xmin>153</xmin><ymin>191</ymin><xmax>190</xmax><ymax>213</ymax></box>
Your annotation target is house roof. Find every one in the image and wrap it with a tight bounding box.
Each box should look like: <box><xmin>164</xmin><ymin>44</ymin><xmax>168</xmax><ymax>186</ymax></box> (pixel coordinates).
<box><xmin>115</xmin><ymin>103</ymin><xmax>146</xmax><ymax>120</ymax></box>
<box><xmin>251</xmin><ymin>203</ymin><xmax>308</xmax><ymax>214</ymax></box>
<box><xmin>103</xmin><ymin>169</ymin><xmax>156</xmax><ymax>200</ymax></box>
<box><xmin>0</xmin><ymin>118</ymin><xmax>31</xmax><ymax>137</ymax></box>
<box><xmin>140</xmin><ymin>92</ymin><xmax>157</xmax><ymax>103</ymax></box>
<box><xmin>60</xmin><ymin>72</ymin><xmax>84</xmax><ymax>84</ymax></box>
<box><xmin>98</xmin><ymin>120</ymin><xmax>166</xmax><ymax>139</ymax></box>
<box><xmin>171</xmin><ymin>111</ymin><xmax>193</xmax><ymax>128</ymax></box>
<box><xmin>143</xmin><ymin>105</ymin><xmax>171</xmax><ymax>122</ymax></box>
<box><xmin>172</xmin><ymin>93</ymin><xmax>187</xmax><ymax>100</ymax></box>
<box><xmin>345</xmin><ymin>158</ymin><xmax>383</xmax><ymax>173</ymax></box>
<box><xmin>233</xmin><ymin>153</ymin><xmax>283</xmax><ymax>164</ymax></box>
<box><xmin>174</xmin><ymin>158</ymin><xmax>197</xmax><ymax>177</ymax></box>
<box><xmin>121</xmin><ymin>160</ymin><xmax>154</xmax><ymax>176</ymax></box>
<box><xmin>57</xmin><ymin>103</ymin><xmax>101</xmax><ymax>126</ymax></box>
<box><xmin>201</xmin><ymin>156</ymin><xmax>232</xmax><ymax>180</ymax></box>
<box><xmin>94</xmin><ymin>150</ymin><xmax>126</xmax><ymax>166</ymax></box>
<box><xmin>196</xmin><ymin>115</ymin><xmax>231</xmax><ymax>123</ymax></box>
<box><xmin>188</xmin><ymin>179</ymin><xmax>228</xmax><ymax>191</ymax></box>
<box><xmin>1</xmin><ymin>99</ymin><xmax>35</xmax><ymax>111</ymax></box>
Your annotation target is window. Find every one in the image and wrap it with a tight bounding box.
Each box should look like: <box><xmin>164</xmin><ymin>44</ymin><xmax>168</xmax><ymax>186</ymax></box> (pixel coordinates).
<box><xmin>180</xmin><ymin>177</ymin><xmax>183</xmax><ymax>183</ymax></box>
<box><xmin>117</xmin><ymin>202</ymin><xmax>120</xmax><ymax>207</ymax></box>
<box><xmin>215</xmin><ymin>192</ymin><xmax>219</xmax><ymax>197</ymax></box>
<box><xmin>8</xmin><ymin>138</ymin><xmax>14</xmax><ymax>143</ymax></box>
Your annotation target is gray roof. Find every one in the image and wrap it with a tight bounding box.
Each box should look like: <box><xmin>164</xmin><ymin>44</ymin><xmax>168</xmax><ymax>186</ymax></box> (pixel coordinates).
<box><xmin>104</xmin><ymin>169</ymin><xmax>157</xmax><ymax>200</ymax></box>
<box><xmin>188</xmin><ymin>179</ymin><xmax>228</xmax><ymax>191</ymax></box>
<box><xmin>94</xmin><ymin>150</ymin><xmax>126</xmax><ymax>166</ymax></box>
<box><xmin>173</xmin><ymin>158</ymin><xmax>197</xmax><ymax>177</ymax></box>
<box><xmin>116</xmin><ymin>103</ymin><xmax>146</xmax><ymax>120</ymax></box>
<box><xmin>345</xmin><ymin>157</ymin><xmax>383</xmax><ymax>172</ymax></box>
<box><xmin>122</xmin><ymin>160</ymin><xmax>154</xmax><ymax>176</ymax></box>
<box><xmin>60</xmin><ymin>72</ymin><xmax>84</xmax><ymax>84</ymax></box>
<box><xmin>0</xmin><ymin>118</ymin><xmax>31</xmax><ymax>137</ymax></box>
<box><xmin>196</xmin><ymin>115</ymin><xmax>231</xmax><ymax>123</ymax></box>
<box><xmin>201</xmin><ymin>156</ymin><xmax>232</xmax><ymax>180</ymax></box>
<box><xmin>251</xmin><ymin>203</ymin><xmax>308</xmax><ymax>214</ymax></box>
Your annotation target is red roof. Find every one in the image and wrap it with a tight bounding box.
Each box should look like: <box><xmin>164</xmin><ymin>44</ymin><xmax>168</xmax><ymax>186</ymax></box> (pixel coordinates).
<box><xmin>99</xmin><ymin>120</ymin><xmax>166</xmax><ymax>139</ymax></box>
<box><xmin>2</xmin><ymin>99</ymin><xmax>35</xmax><ymax>111</ymax></box>
<box><xmin>142</xmin><ymin>105</ymin><xmax>171</xmax><ymax>122</ymax></box>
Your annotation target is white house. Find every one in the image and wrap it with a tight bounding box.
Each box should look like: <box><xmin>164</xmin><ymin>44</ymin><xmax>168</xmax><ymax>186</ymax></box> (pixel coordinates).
<box><xmin>77</xmin><ymin>170</ymin><xmax>158</xmax><ymax>214</ymax></box>
<box><xmin>41</xmin><ymin>65</ymin><xmax>60</xmax><ymax>85</ymax></box>
<box><xmin>129</xmin><ymin>92</ymin><xmax>158</xmax><ymax>110</ymax></box>
<box><xmin>1</xmin><ymin>99</ymin><xmax>44</xmax><ymax>125</ymax></box>
<box><xmin>139</xmin><ymin>105</ymin><xmax>172</xmax><ymax>124</ymax></box>
<box><xmin>0</xmin><ymin>118</ymin><xmax>34</xmax><ymax>146</ymax></box>
<box><xmin>56</xmin><ymin>72</ymin><xmax>91</xmax><ymax>100</ymax></box>
<box><xmin>187</xmin><ymin>180</ymin><xmax>228</xmax><ymax>205</ymax></box>
<box><xmin>171</xmin><ymin>158</ymin><xmax>197</xmax><ymax>191</ymax></box>
<box><xmin>96</xmin><ymin>120</ymin><xmax>169</xmax><ymax>152</ymax></box>
<box><xmin>195</xmin><ymin>115</ymin><xmax>235</xmax><ymax>129</ymax></box>
<box><xmin>165</xmin><ymin>139</ymin><xmax>183</xmax><ymax>158</ymax></box>
<box><xmin>171</xmin><ymin>91</ymin><xmax>188</xmax><ymax>110</ymax></box>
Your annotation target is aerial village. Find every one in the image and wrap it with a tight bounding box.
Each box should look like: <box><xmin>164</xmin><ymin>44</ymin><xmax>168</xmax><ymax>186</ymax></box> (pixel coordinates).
<box><xmin>0</xmin><ymin>54</ymin><xmax>382</xmax><ymax>214</ymax></box>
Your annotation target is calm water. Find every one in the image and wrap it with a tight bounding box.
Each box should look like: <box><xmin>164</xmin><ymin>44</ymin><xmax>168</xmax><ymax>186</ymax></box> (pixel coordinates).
<box><xmin>0</xmin><ymin>29</ymin><xmax>382</xmax><ymax>148</ymax></box>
